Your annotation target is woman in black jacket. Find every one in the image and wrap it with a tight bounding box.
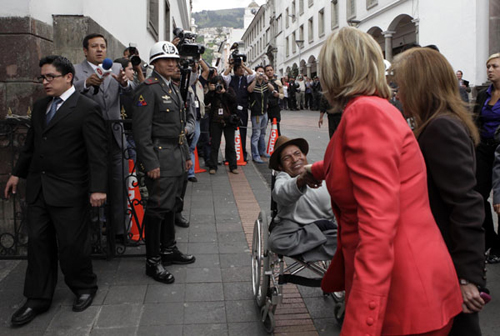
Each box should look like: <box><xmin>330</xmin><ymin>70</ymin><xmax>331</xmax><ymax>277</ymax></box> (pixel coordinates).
<box><xmin>204</xmin><ymin>76</ymin><xmax>239</xmax><ymax>174</ymax></box>
<box><xmin>392</xmin><ymin>47</ymin><xmax>487</xmax><ymax>336</ymax></box>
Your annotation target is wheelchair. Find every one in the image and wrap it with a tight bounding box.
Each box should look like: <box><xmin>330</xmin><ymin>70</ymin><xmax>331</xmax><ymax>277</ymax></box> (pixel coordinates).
<box><xmin>251</xmin><ymin>172</ymin><xmax>345</xmax><ymax>333</ymax></box>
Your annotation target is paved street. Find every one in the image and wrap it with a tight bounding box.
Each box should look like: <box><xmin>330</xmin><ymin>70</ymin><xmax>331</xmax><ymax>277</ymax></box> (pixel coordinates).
<box><xmin>1</xmin><ymin>109</ymin><xmax>500</xmax><ymax>335</ymax></box>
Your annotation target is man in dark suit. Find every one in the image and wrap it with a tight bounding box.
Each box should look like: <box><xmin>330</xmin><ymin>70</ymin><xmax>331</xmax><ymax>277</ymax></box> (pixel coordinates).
<box><xmin>456</xmin><ymin>70</ymin><xmax>471</xmax><ymax>103</ymax></box>
<box><xmin>4</xmin><ymin>55</ymin><xmax>107</xmax><ymax>326</ymax></box>
<box><xmin>74</xmin><ymin>33</ymin><xmax>133</xmax><ymax>243</ymax></box>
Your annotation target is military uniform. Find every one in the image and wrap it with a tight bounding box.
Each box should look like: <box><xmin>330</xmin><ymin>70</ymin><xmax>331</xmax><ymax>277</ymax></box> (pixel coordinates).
<box><xmin>133</xmin><ymin>69</ymin><xmax>194</xmax><ymax>283</ymax></box>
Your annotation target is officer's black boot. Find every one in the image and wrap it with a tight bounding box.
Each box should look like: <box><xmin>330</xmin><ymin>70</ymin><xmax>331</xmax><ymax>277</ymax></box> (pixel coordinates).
<box><xmin>160</xmin><ymin>212</ymin><xmax>196</xmax><ymax>265</ymax></box>
<box><xmin>144</xmin><ymin>213</ymin><xmax>175</xmax><ymax>284</ymax></box>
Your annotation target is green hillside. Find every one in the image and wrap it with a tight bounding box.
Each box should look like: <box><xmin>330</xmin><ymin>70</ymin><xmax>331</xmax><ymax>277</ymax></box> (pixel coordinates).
<box><xmin>193</xmin><ymin>8</ymin><xmax>245</xmax><ymax>29</ymax></box>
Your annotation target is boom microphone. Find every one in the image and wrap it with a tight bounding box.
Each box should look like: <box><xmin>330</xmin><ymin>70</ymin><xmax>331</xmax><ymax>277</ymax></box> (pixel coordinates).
<box><xmin>93</xmin><ymin>58</ymin><xmax>113</xmax><ymax>94</ymax></box>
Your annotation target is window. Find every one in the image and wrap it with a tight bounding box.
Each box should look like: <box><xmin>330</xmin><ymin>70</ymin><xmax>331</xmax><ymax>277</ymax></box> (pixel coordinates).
<box><xmin>292</xmin><ymin>1</ymin><xmax>296</xmax><ymax>21</ymax></box>
<box><xmin>318</xmin><ymin>8</ymin><xmax>324</xmax><ymax>37</ymax></box>
<box><xmin>286</xmin><ymin>36</ymin><xmax>290</xmax><ymax>57</ymax></box>
<box><xmin>148</xmin><ymin>0</ymin><xmax>159</xmax><ymax>40</ymax></box>
<box><xmin>292</xmin><ymin>32</ymin><xmax>297</xmax><ymax>53</ymax></box>
<box><xmin>308</xmin><ymin>17</ymin><xmax>313</xmax><ymax>43</ymax></box>
<box><xmin>331</xmin><ymin>1</ymin><xmax>339</xmax><ymax>29</ymax></box>
<box><xmin>299</xmin><ymin>25</ymin><xmax>304</xmax><ymax>41</ymax></box>
<box><xmin>286</xmin><ymin>8</ymin><xmax>290</xmax><ymax>28</ymax></box>
<box><xmin>277</xmin><ymin>14</ymin><xmax>283</xmax><ymax>33</ymax></box>
<box><xmin>308</xmin><ymin>0</ymin><xmax>314</xmax><ymax>7</ymax></box>
<box><xmin>366</xmin><ymin>0</ymin><xmax>378</xmax><ymax>9</ymax></box>
<box><xmin>299</xmin><ymin>0</ymin><xmax>304</xmax><ymax>15</ymax></box>
<box><xmin>347</xmin><ymin>0</ymin><xmax>356</xmax><ymax>19</ymax></box>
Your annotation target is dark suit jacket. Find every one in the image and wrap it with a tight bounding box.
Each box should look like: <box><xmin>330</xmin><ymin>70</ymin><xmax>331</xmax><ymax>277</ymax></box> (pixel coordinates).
<box><xmin>473</xmin><ymin>88</ymin><xmax>489</xmax><ymax>130</ymax></box>
<box><xmin>14</xmin><ymin>91</ymin><xmax>108</xmax><ymax>207</ymax></box>
<box><xmin>418</xmin><ymin>115</ymin><xmax>485</xmax><ymax>286</ymax></box>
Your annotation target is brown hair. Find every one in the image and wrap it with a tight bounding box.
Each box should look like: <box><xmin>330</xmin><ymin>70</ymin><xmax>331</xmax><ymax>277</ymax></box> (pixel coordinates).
<box><xmin>391</xmin><ymin>48</ymin><xmax>479</xmax><ymax>144</ymax></box>
<box><xmin>318</xmin><ymin>27</ymin><xmax>391</xmax><ymax>111</ymax></box>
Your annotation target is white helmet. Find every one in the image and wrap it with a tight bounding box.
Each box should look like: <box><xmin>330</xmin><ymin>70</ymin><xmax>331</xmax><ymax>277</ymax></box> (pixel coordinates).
<box><xmin>149</xmin><ymin>41</ymin><xmax>180</xmax><ymax>63</ymax></box>
<box><xmin>383</xmin><ymin>59</ymin><xmax>392</xmax><ymax>76</ymax></box>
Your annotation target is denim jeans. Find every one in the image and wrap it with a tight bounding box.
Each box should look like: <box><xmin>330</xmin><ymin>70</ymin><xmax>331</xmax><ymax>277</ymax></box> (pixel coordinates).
<box><xmin>251</xmin><ymin>113</ymin><xmax>268</xmax><ymax>160</ymax></box>
<box><xmin>188</xmin><ymin>119</ymin><xmax>201</xmax><ymax>178</ymax></box>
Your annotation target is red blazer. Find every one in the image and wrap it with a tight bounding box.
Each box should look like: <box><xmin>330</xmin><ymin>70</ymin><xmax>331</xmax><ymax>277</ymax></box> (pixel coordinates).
<box><xmin>311</xmin><ymin>96</ymin><xmax>462</xmax><ymax>335</ymax></box>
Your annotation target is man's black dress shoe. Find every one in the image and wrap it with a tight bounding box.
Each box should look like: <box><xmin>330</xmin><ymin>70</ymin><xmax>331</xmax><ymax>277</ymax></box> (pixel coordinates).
<box><xmin>188</xmin><ymin>176</ymin><xmax>198</xmax><ymax>182</ymax></box>
<box><xmin>146</xmin><ymin>262</ymin><xmax>175</xmax><ymax>284</ymax></box>
<box><xmin>11</xmin><ymin>303</ymin><xmax>49</xmax><ymax>327</ymax></box>
<box><xmin>175</xmin><ymin>213</ymin><xmax>190</xmax><ymax>228</ymax></box>
<box><xmin>73</xmin><ymin>293</ymin><xmax>95</xmax><ymax>312</ymax></box>
<box><xmin>161</xmin><ymin>246</ymin><xmax>196</xmax><ymax>265</ymax></box>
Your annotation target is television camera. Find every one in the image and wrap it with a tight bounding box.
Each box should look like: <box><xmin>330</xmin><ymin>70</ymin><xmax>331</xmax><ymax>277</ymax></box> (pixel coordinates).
<box><xmin>229</xmin><ymin>42</ymin><xmax>247</xmax><ymax>66</ymax></box>
<box><xmin>173</xmin><ymin>27</ymin><xmax>205</xmax><ymax>102</ymax></box>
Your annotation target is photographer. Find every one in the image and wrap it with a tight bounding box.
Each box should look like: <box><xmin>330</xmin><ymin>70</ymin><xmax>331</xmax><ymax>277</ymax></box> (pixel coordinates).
<box><xmin>264</xmin><ymin>64</ymin><xmax>284</xmax><ymax>135</ymax></box>
<box><xmin>204</xmin><ymin>76</ymin><xmax>239</xmax><ymax>175</ymax></box>
<box><xmin>123</xmin><ymin>45</ymin><xmax>145</xmax><ymax>84</ymax></box>
<box><xmin>248</xmin><ymin>66</ymin><xmax>272</xmax><ymax>163</ymax></box>
<box><xmin>288</xmin><ymin>77</ymin><xmax>299</xmax><ymax>110</ymax></box>
<box><xmin>222</xmin><ymin>56</ymin><xmax>255</xmax><ymax>162</ymax></box>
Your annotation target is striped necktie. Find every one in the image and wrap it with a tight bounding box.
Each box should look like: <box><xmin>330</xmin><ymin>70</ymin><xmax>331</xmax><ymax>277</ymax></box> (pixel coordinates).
<box><xmin>46</xmin><ymin>96</ymin><xmax>63</xmax><ymax>125</ymax></box>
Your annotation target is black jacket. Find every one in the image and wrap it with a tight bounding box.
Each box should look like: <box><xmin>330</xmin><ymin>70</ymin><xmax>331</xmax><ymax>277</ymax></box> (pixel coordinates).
<box><xmin>14</xmin><ymin>91</ymin><xmax>108</xmax><ymax>206</ymax></box>
<box><xmin>418</xmin><ymin>115</ymin><xmax>486</xmax><ymax>286</ymax></box>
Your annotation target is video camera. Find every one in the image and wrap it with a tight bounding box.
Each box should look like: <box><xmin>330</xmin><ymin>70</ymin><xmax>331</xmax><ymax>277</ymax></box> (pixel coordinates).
<box><xmin>229</xmin><ymin>42</ymin><xmax>247</xmax><ymax>66</ymax></box>
<box><xmin>173</xmin><ymin>27</ymin><xmax>205</xmax><ymax>104</ymax></box>
<box><xmin>173</xmin><ymin>27</ymin><xmax>205</xmax><ymax>62</ymax></box>
<box><xmin>128</xmin><ymin>43</ymin><xmax>142</xmax><ymax>67</ymax></box>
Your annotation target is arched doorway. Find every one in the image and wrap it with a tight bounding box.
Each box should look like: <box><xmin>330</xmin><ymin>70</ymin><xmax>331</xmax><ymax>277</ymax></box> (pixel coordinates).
<box><xmin>388</xmin><ymin>14</ymin><xmax>417</xmax><ymax>58</ymax></box>
<box><xmin>299</xmin><ymin>59</ymin><xmax>306</xmax><ymax>76</ymax></box>
<box><xmin>291</xmin><ymin>63</ymin><xmax>298</xmax><ymax>78</ymax></box>
<box><xmin>367</xmin><ymin>26</ymin><xmax>385</xmax><ymax>57</ymax></box>
<box><xmin>307</xmin><ymin>55</ymin><xmax>317</xmax><ymax>78</ymax></box>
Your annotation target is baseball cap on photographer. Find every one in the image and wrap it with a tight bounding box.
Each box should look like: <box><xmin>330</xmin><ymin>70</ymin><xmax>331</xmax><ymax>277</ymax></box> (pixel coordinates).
<box><xmin>149</xmin><ymin>41</ymin><xmax>180</xmax><ymax>63</ymax></box>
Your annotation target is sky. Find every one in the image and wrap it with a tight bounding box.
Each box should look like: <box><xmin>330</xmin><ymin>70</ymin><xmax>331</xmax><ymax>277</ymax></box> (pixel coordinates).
<box><xmin>191</xmin><ymin>0</ymin><xmax>265</xmax><ymax>12</ymax></box>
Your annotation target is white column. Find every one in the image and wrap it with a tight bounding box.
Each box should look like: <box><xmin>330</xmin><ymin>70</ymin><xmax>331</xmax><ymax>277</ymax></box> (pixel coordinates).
<box><xmin>306</xmin><ymin>63</ymin><xmax>312</xmax><ymax>78</ymax></box>
<box><xmin>382</xmin><ymin>30</ymin><xmax>395</xmax><ymax>61</ymax></box>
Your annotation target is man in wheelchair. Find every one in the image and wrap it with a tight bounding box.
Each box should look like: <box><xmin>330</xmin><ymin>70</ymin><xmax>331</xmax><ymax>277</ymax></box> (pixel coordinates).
<box><xmin>268</xmin><ymin>136</ymin><xmax>337</xmax><ymax>262</ymax></box>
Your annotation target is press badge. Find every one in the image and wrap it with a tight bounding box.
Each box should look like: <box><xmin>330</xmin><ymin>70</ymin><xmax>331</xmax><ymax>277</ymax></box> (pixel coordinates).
<box><xmin>218</xmin><ymin>108</ymin><xmax>224</xmax><ymax>115</ymax></box>
<box><xmin>195</xmin><ymin>100</ymin><xmax>200</xmax><ymax>108</ymax></box>
<box><xmin>237</xmin><ymin>105</ymin><xmax>243</xmax><ymax>111</ymax></box>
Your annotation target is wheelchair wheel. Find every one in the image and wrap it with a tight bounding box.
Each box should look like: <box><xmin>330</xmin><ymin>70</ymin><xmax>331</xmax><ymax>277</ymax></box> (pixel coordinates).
<box><xmin>260</xmin><ymin>305</ymin><xmax>276</xmax><ymax>333</ymax></box>
<box><xmin>251</xmin><ymin>210</ymin><xmax>270</xmax><ymax>308</ymax></box>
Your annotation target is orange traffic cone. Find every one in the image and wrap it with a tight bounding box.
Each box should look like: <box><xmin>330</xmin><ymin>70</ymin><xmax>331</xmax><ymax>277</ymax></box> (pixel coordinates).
<box><xmin>194</xmin><ymin>147</ymin><xmax>206</xmax><ymax>173</ymax></box>
<box><xmin>127</xmin><ymin>160</ymin><xmax>144</xmax><ymax>241</ymax></box>
<box><xmin>234</xmin><ymin>127</ymin><xmax>247</xmax><ymax>166</ymax></box>
<box><xmin>266</xmin><ymin>118</ymin><xmax>279</xmax><ymax>156</ymax></box>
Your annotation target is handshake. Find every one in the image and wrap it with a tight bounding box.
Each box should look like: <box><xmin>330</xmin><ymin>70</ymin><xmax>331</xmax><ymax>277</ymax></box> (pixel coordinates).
<box><xmin>297</xmin><ymin>164</ymin><xmax>322</xmax><ymax>189</ymax></box>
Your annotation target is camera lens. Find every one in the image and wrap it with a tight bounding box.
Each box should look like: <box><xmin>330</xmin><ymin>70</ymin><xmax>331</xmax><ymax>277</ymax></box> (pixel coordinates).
<box><xmin>131</xmin><ymin>55</ymin><xmax>141</xmax><ymax>67</ymax></box>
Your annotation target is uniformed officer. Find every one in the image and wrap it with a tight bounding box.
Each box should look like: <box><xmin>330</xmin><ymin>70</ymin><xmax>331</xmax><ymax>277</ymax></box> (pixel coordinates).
<box><xmin>132</xmin><ymin>41</ymin><xmax>195</xmax><ymax>284</ymax></box>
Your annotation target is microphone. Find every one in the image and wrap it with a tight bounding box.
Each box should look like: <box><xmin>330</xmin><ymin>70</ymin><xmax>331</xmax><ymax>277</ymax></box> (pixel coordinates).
<box><xmin>93</xmin><ymin>58</ymin><xmax>113</xmax><ymax>94</ymax></box>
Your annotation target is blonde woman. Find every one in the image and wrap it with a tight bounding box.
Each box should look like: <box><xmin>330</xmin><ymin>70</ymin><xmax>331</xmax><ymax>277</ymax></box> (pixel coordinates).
<box><xmin>308</xmin><ymin>27</ymin><xmax>462</xmax><ymax>335</ymax></box>
<box><xmin>476</xmin><ymin>53</ymin><xmax>500</xmax><ymax>264</ymax></box>
<box><xmin>392</xmin><ymin>47</ymin><xmax>486</xmax><ymax>336</ymax></box>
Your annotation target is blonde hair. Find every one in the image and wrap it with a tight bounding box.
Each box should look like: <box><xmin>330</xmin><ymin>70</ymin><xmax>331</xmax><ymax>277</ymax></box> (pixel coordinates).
<box><xmin>487</xmin><ymin>53</ymin><xmax>500</xmax><ymax>64</ymax></box>
<box><xmin>319</xmin><ymin>27</ymin><xmax>391</xmax><ymax>111</ymax></box>
<box><xmin>391</xmin><ymin>48</ymin><xmax>479</xmax><ymax>144</ymax></box>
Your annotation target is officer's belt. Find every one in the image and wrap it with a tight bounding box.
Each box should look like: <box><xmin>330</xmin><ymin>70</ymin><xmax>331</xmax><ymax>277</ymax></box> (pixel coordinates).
<box><xmin>153</xmin><ymin>135</ymin><xmax>185</xmax><ymax>146</ymax></box>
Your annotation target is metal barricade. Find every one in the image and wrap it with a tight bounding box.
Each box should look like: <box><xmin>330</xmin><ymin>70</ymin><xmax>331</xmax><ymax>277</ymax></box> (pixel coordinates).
<box><xmin>0</xmin><ymin>118</ymin><xmax>146</xmax><ymax>259</ymax></box>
